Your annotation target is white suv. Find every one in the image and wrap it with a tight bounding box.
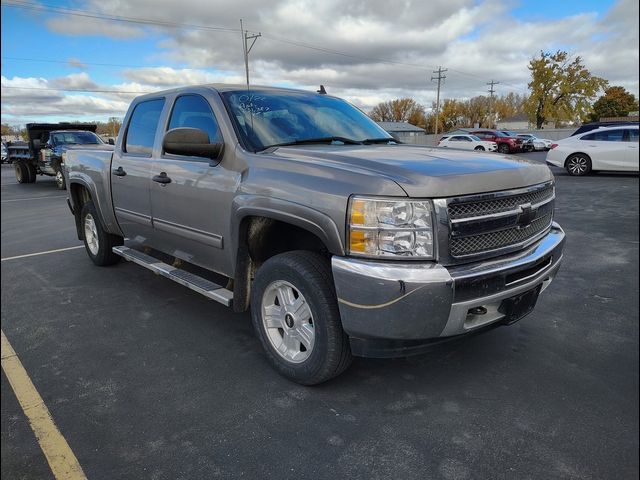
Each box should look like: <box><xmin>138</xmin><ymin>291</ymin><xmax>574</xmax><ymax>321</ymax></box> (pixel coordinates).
<box><xmin>546</xmin><ymin>125</ymin><xmax>639</xmax><ymax>175</ymax></box>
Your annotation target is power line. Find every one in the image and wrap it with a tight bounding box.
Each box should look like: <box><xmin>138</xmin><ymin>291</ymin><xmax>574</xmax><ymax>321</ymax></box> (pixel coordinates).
<box><xmin>2</xmin><ymin>0</ymin><xmax>529</xmax><ymax>92</ymax></box>
<box><xmin>1</xmin><ymin>56</ymin><xmax>163</xmax><ymax>69</ymax></box>
<box><xmin>431</xmin><ymin>66</ymin><xmax>447</xmax><ymax>136</ymax></box>
<box><xmin>2</xmin><ymin>1</ymin><xmax>531</xmax><ymax>95</ymax></box>
<box><xmin>1</xmin><ymin>0</ymin><xmax>240</xmax><ymax>33</ymax></box>
<box><xmin>1</xmin><ymin>85</ymin><xmax>153</xmax><ymax>94</ymax></box>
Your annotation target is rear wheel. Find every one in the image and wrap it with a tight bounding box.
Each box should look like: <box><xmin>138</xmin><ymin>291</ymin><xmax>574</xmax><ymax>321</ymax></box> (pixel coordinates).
<box><xmin>80</xmin><ymin>201</ymin><xmax>123</xmax><ymax>266</ymax></box>
<box><xmin>474</xmin><ymin>146</ymin><xmax>485</xmax><ymax>151</ymax></box>
<box><xmin>565</xmin><ymin>153</ymin><xmax>591</xmax><ymax>176</ymax></box>
<box><xmin>498</xmin><ymin>143</ymin><xmax>510</xmax><ymax>154</ymax></box>
<box><xmin>251</xmin><ymin>251</ymin><xmax>352</xmax><ymax>385</ymax></box>
<box><xmin>26</xmin><ymin>163</ymin><xmax>37</xmax><ymax>183</ymax></box>
<box><xmin>15</xmin><ymin>162</ymin><xmax>29</xmax><ymax>183</ymax></box>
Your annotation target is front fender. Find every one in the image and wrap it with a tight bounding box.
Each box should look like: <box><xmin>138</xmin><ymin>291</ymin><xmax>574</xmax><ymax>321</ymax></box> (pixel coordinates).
<box><xmin>231</xmin><ymin>195</ymin><xmax>345</xmax><ymax>258</ymax></box>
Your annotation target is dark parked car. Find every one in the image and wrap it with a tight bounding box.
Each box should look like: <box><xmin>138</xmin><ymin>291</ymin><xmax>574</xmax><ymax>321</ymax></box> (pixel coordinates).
<box><xmin>571</xmin><ymin>121</ymin><xmax>638</xmax><ymax>136</ymax></box>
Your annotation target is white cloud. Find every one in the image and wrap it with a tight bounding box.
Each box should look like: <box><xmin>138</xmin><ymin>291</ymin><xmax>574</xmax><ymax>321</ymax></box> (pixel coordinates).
<box><xmin>1</xmin><ymin>0</ymin><xmax>638</xmax><ymax>124</ymax></box>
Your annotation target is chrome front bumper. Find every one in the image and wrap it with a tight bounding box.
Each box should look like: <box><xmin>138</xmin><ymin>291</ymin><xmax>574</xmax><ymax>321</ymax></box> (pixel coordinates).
<box><xmin>332</xmin><ymin>223</ymin><xmax>565</xmax><ymax>357</ymax></box>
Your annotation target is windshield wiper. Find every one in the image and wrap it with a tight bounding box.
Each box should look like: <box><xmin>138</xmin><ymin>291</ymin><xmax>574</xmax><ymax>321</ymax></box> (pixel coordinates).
<box><xmin>261</xmin><ymin>136</ymin><xmax>363</xmax><ymax>150</ymax></box>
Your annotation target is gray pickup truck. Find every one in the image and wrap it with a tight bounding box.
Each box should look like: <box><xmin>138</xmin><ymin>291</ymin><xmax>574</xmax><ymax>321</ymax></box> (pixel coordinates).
<box><xmin>65</xmin><ymin>85</ymin><xmax>565</xmax><ymax>384</ymax></box>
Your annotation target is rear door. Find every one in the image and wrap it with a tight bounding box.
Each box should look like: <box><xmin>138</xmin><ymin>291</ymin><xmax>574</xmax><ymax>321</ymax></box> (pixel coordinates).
<box><xmin>111</xmin><ymin>97</ymin><xmax>165</xmax><ymax>241</ymax></box>
<box><xmin>580</xmin><ymin>128</ymin><xmax>627</xmax><ymax>170</ymax></box>
<box><xmin>149</xmin><ymin>93</ymin><xmax>240</xmax><ymax>275</ymax></box>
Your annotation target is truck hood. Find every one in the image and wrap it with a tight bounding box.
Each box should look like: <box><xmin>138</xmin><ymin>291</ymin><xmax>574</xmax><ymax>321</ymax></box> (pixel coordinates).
<box><xmin>268</xmin><ymin>144</ymin><xmax>553</xmax><ymax>197</ymax></box>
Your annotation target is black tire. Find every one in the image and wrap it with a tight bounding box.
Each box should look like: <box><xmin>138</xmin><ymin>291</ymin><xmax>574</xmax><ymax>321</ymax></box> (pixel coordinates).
<box><xmin>80</xmin><ymin>201</ymin><xmax>123</xmax><ymax>266</ymax></box>
<box><xmin>251</xmin><ymin>251</ymin><xmax>352</xmax><ymax>385</ymax></box>
<box><xmin>55</xmin><ymin>168</ymin><xmax>66</xmax><ymax>190</ymax></box>
<box><xmin>565</xmin><ymin>153</ymin><xmax>592</xmax><ymax>176</ymax></box>
<box><xmin>14</xmin><ymin>162</ymin><xmax>29</xmax><ymax>183</ymax></box>
<box><xmin>497</xmin><ymin>143</ymin><xmax>510</xmax><ymax>154</ymax></box>
<box><xmin>25</xmin><ymin>163</ymin><xmax>37</xmax><ymax>183</ymax></box>
<box><xmin>474</xmin><ymin>146</ymin><xmax>485</xmax><ymax>151</ymax></box>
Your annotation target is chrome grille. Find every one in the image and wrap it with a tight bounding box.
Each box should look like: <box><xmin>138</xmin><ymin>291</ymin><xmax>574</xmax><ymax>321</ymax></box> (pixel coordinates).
<box><xmin>445</xmin><ymin>182</ymin><xmax>555</xmax><ymax>259</ymax></box>
<box><xmin>448</xmin><ymin>185</ymin><xmax>554</xmax><ymax>220</ymax></box>
<box><xmin>450</xmin><ymin>214</ymin><xmax>552</xmax><ymax>257</ymax></box>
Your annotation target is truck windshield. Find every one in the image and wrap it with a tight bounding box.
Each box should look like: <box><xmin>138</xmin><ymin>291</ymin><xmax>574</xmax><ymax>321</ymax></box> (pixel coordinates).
<box><xmin>221</xmin><ymin>89</ymin><xmax>393</xmax><ymax>151</ymax></box>
<box><xmin>51</xmin><ymin>131</ymin><xmax>103</xmax><ymax>145</ymax></box>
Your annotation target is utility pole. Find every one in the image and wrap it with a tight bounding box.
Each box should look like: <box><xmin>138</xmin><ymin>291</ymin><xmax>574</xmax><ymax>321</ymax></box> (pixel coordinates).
<box><xmin>486</xmin><ymin>80</ymin><xmax>499</xmax><ymax>128</ymax></box>
<box><xmin>431</xmin><ymin>66</ymin><xmax>447</xmax><ymax>137</ymax></box>
<box><xmin>240</xmin><ymin>19</ymin><xmax>261</xmax><ymax>89</ymax></box>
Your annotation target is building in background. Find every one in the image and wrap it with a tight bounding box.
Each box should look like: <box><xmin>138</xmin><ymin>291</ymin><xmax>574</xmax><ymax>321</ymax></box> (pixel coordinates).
<box><xmin>377</xmin><ymin>122</ymin><xmax>426</xmax><ymax>140</ymax></box>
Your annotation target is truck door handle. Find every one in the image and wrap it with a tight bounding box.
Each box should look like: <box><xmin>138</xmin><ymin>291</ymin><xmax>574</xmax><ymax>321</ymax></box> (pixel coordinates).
<box><xmin>152</xmin><ymin>172</ymin><xmax>172</xmax><ymax>184</ymax></box>
<box><xmin>112</xmin><ymin>166</ymin><xmax>127</xmax><ymax>177</ymax></box>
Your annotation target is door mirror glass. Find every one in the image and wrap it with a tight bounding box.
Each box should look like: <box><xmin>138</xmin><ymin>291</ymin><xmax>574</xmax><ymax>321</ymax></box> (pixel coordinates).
<box><xmin>163</xmin><ymin>127</ymin><xmax>224</xmax><ymax>161</ymax></box>
<box><xmin>108</xmin><ymin>138</ymin><xmax>115</xmax><ymax>145</ymax></box>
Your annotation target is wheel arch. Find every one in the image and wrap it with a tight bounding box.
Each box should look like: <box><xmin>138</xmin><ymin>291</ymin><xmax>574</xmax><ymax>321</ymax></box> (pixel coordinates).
<box><xmin>230</xmin><ymin>196</ymin><xmax>345</xmax><ymax>312</ymax></box>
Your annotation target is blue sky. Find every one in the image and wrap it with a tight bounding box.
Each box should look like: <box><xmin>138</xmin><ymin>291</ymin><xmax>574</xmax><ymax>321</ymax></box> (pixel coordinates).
<box><xmin>1</xmin><ymin>0</ymin><xmax>637</xmax><ymax>124</ymax></box>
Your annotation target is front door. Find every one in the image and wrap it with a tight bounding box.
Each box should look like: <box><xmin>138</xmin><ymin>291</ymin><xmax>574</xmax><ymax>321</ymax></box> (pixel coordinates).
<box><xmin>149</xmin><ymin>94</ymin><xmax>239</xmax><ymax>276</ymax></box>
<box><xmin>111</xmin><ymin>98</ymin><xmax>165</xmax><ymax>242</ymax></box>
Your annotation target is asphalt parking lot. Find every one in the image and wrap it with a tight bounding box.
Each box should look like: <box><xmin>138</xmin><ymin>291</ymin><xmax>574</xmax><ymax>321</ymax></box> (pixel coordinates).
<box><xmin>1</xmin><ymin>153</ymin><xmax>638</xmax><ymax>480</ymax></box>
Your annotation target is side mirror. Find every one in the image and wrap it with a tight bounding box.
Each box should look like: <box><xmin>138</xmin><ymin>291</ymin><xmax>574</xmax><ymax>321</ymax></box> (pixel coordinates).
<box><xmin>163</xmin><ymin>127</ymin><xmax>223</xmax><ymax>163</ymax></box>
<box><xmin>108</xmin><ymin>138</ymin><xmax>115</xmax><ymax>145</ymax></box>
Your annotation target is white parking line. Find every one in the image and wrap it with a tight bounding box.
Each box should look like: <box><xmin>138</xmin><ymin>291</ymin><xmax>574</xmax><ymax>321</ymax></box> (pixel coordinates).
<box><xmin>1</xmin><ymin>245</ymin><xmax>84</xmax><ymax>262</ymax></box>
<box><xmin>1</xmin><ymin>195</ymin><xmax>67</xmax><ymax>203</ymax></box>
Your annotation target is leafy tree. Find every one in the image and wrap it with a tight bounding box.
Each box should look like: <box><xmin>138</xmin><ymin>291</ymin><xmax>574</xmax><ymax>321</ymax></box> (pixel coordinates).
<box><xmin>494</xmin><ymin>92</ymin><xmax>528</xmax><ymax>124</ymax></box>
<box><xmin>437</xmin><ymin>99</ymin><xmax>467</xmax><ymax>131</ymax></box>
<box><xmin>95</xmin><ymin>117</ymin><xmax>122</xmax><ymax>137</ymax></box>
<box><xmin>370</xmin><ymin>98</ymin><xmax>427</xmax><ymax>129</ymax></box>
<box><xmin>590</xmin><ymin>86</ymin><xmax>639</xmax><ymax>120</ymax></box>
<box><xmin>1</xmin><ymin>123</ymin><xmax>15</xmax><ymax>136</ymax></box>
<box><xmin>524</xmin><ymin>50</ymin><xmax>608</xmax><ymax>128</ymax></box>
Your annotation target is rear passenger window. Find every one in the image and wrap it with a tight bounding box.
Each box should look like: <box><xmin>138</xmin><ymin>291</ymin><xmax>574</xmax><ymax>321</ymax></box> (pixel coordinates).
<box><xmin>167</xmin><ymin>95</ymin><xmax>222</xmax><ymax>145</ymax></box>
<box><xmin>582</xmin><ymin>129</ymin><xmax>625</xmax><ymax>142</ymax></box>
<box><xmin>125</xmin><ymin>99</ymin><xmax>165</xmax><ymax>156</ymax></box>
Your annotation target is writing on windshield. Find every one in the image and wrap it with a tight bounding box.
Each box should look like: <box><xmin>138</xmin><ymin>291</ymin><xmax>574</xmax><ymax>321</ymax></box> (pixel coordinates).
<box><xmin>222</xmin><ymin>90</ymin><xmax>392</xmax><ymax>151</ymax></box>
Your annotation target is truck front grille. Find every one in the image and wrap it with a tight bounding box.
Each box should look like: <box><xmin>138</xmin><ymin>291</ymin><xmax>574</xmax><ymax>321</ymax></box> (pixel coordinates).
<box><xmin>448</xmin><ymin>185</ymin><xmax>554</xmax><ymax>220</ymax></box>
<box><xmin>450</xmin><ymin>213</ymin><xmax>552</xmax><ymax>257</ymax></box>
<box><xmin>446</xmin><ymin>182</ymin><xmax>554</xmax><ymax>259</ymax></box>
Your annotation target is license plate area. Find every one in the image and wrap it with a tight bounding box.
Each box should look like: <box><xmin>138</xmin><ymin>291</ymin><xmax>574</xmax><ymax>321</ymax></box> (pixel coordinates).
<box><xmin>498</xmin><ymin>285</ymin><xmax>542</xmax><ymax>325</ymax></box>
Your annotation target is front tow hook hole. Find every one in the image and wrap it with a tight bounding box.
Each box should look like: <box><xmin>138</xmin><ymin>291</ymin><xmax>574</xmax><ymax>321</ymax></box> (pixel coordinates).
<box><xmin>468</xmin><ymin>306</ymin><xmax>487</xmax><ymax>316</ymax></box>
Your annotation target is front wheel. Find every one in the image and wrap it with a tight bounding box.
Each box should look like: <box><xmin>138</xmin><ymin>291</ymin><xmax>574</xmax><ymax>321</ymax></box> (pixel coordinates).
<box><xmin>498</xmin><ymin>144</ymin><xmax>510</xmax><ymax>154</ymax></box>
<box><xmin>55</xmin><ymin>168</ymin><xmax>66</xmax><ymax>190</ymax></box>
<box><xmin>80</xmin><ymin>201</ymin><xmax>123</xmax><ymax>266</ymax></box>
<box><xmin>565</xmin><ymin>153</ymin><xmax>592</xmax><ymax>176</ymax></box>
<box><xmin>251</xmin><ymin>251</ymin><xmax>352</xmax><ymax>385</ymax></box>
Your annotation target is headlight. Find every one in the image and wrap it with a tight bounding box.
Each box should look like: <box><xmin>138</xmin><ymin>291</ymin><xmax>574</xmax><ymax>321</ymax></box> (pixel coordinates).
<box><xmin>348</xmin><ymin>197</ymin><xmax>435</xmax><ymax>259</ymax></box>
<box><xmin>61</xmin><ymin>151</ymin><xmax>66</xmax><ymax>163</ymax></box>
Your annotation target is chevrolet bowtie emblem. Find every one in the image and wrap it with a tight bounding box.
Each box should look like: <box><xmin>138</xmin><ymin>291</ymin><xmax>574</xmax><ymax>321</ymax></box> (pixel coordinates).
<box><xmin>516</xmin><ymin>202</ymin><xmax>536</xmax><ymax>228</ymax></box>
